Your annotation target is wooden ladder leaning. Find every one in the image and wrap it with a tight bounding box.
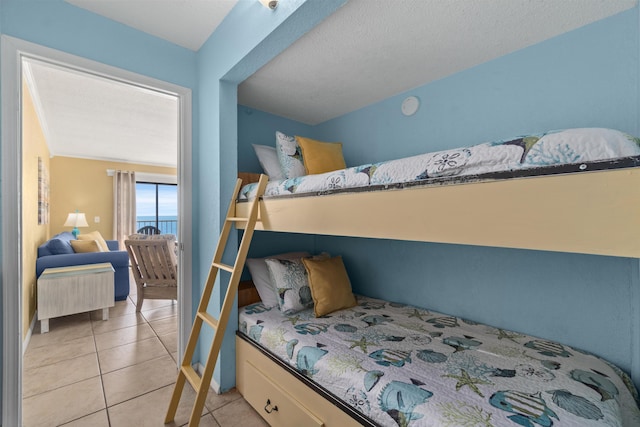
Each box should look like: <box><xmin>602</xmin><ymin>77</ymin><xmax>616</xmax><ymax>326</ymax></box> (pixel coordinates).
<box><xmin>165</xmin><ymin>174</ymin><xmax>268</xmax><ymax>427</ymax></box>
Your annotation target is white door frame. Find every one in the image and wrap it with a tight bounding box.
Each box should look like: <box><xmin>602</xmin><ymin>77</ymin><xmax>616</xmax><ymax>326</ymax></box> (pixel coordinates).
<box><xmin>1</xmin><ymin>35</ymin><xmax>193</xmax><ymax>426</ymax></box>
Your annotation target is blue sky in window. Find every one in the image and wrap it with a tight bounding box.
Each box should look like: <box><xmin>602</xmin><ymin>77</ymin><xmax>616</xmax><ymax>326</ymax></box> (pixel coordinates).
<box><xmin>136</xmin><ymin>183</ymin><xmax>177</xmax><ymax>217</ymax></box>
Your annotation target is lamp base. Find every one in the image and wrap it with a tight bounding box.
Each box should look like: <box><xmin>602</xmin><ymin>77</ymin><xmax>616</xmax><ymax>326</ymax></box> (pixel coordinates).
<box><xmin>72</xmin><ymin>227</ymin><xmax>80</xmax><ymax>238</ymax></box>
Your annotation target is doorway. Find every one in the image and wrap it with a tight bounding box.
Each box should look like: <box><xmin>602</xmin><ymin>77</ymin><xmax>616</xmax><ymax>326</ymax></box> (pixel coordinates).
<box><xmin>2</xmin><ymin>35</ymin><xmax>193</xmax><ymax>426</ymax></box>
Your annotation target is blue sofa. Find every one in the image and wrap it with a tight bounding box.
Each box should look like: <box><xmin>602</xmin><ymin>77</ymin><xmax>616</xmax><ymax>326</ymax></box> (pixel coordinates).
<box><xmin>36</xmin><ymin>232</ymin><xmax>130</xmax><ymax>301</ymax></box>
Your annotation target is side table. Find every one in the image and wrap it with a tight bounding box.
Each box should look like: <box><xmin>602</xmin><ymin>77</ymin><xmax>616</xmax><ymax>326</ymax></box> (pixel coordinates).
<box><xmin>37</xmin><ymin>263</ymin><xmax>115</xmax><ymax>333</ymax></box>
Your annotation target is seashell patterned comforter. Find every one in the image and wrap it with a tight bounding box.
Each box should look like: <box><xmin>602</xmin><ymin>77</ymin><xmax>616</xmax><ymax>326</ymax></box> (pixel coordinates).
<box><xmin>239</xmin><ymin>295</ymin><xmax>640</xmax><ymax>426</ymax></box>
<box><xmin>239</xmin><ymin>128</ymin><xmax>640</xmax><ymax>201</ymax></box>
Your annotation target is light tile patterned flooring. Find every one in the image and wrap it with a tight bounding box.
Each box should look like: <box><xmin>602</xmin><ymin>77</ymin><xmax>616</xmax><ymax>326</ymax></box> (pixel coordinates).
<box><xmin>22</xmin><ymin>281</ymin><xmax>268</xmax><ymax>427</ymax></box>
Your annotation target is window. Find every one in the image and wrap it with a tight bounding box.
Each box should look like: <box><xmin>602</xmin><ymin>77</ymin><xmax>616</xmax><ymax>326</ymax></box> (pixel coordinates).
<box><xmin>136</xmin><ymin>182</ymin><xmax>178</xmax><ymax>236</ymax></box>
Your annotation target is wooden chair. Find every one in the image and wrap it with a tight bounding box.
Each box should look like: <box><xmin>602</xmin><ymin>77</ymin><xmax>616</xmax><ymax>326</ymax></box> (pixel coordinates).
<box><xmin>137</xmin><ymin>225</ymin><xmax>161</xmax><ymax>235</ymax></box>
<box><xmin>125</xmin><ymin>239</ymin><xmax>177</xmax><ymax>312</ymax></box>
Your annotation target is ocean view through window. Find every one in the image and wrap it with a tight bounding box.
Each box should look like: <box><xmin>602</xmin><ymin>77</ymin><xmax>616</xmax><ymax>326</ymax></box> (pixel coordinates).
<box><xmin>136</xmin><ymin>182</ymin><xmax>178</xmax><ymax>236</ymax></box>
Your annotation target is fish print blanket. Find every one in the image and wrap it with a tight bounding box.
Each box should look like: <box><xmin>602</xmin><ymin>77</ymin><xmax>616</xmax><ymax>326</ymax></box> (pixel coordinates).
<box><xmin>239</xmin><ymin>295</ymin><xmax>640</xmax><ymax>426</ymax></box>
<box><xmin>239</xmin><ymin>128</ymin><xmax>640</xmax><ymax>200</ymax></box>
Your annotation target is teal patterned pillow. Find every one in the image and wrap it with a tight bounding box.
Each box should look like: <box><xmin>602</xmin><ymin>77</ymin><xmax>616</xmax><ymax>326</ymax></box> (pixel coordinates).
<box><xmin>265</xmin><ymin>257</ymin><xmax>313</xmax><ymax>314</ymax></box>
<box><xmin>275</xmin><ymin>131</ymin><xmax>306</xmax><ymax>179</ymax></box>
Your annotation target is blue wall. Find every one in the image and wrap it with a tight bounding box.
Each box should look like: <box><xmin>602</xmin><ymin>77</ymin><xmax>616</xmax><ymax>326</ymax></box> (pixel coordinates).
<box><xmin>0</xmin><ymin>0</ymin><xmax>198</xmax><ymax>419</ymax></box>
<box><xmin>237</xmin><ymin>106</ymin><xmax>316</xmax><ymax>269</ymax></box>
<box><xmin>0</xmin><ymin>1</ymin><xmax>4</xmax><ymax>419</ymax></box>
<box><xmin>313</xmin><ymin>8</ymin><xmax>639</xmax><ymax>166</ymax></box>
<box><xmin>2</xmin><ymin>1</ymin><xmax>639</xmax><ymax>415</ymax></box>
<box><xmin>0</xmin><ymin>0</ymin><xmax>349</xmax><ymax>403</ymax></box>
<box><xmin>238</xmin><ymin>8</ymin><xmax>640</xmax><ymax>390</ymax></box>
<box><xmin>238</xmin><ymin>106</ymin><xmax>314</xmax><ymax>173</ymax></box>
<box><xmin>196</xmin><ymin>0</ymin><xmax>347</xmax><ymax>390</ymax></box>
<box><xmin>1</xmin><ymin>1</ymin><xmax>197</xmax><ymax>88</ymax></box>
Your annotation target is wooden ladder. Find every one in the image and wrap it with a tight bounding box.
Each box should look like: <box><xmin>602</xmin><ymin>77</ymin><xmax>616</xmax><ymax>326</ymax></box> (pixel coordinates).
<box><xmin>165</xmin><ymin>174</ymin><xmax>268</xmax><ymax>426</ymax></box>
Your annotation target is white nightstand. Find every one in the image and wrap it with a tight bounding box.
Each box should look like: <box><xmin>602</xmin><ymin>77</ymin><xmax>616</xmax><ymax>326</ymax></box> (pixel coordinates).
<box><xmin>37</xmin><ymin>263</ymin><xmax>115</xmax><ymax>333</ymax></box>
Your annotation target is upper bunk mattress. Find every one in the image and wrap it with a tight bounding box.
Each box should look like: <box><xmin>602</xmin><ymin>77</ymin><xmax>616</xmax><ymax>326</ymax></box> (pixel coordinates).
<box><xmin>239</xmin><ymin>295</ymin><xmax>640</xmax><ymax>427</ymax></box>
<box><xmin>239</xmin><ymin>128</ymin><xmax>640</xmax><ymax>201</ymax></box>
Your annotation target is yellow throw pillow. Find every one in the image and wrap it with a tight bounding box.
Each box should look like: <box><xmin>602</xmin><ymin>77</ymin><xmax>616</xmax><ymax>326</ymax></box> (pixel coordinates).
<box><xmin>78</xmin><ymin>231</ymin><xmax>109</xmax><ymax>252</ymax></box>
<box><xmin>302</xmin><ymin>255</ymin><xmax>356</xmax><ymax>317</ymax></box>
<box><xmin>296</xmin><ymin>136</ymin><xmax>346</xmax><ymax>175</ymax></box>
<box><xmin>70</xmin><ymin>239</ymin><xmax>103</xmax><ymax>253</ymax></box>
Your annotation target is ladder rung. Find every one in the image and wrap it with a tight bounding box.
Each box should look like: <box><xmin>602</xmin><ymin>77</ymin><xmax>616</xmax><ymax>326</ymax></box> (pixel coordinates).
<box><xmin>197</xmin><ymin>311</ymin><xmax>219</xmax><ymax>330</ymax></box>
<box><xmin>227</xmin><ymin>216</ymin><xmax>249</xmax><ymax>222</ymax></box>
<box><xmin>165</xmin><ymin>174</ymin><xmax>268</xmax><ymax>427</ymax></box>
<box><xmin>212</xmin><ymin>262</ymin><xmax>234</xmax><ymax>273</ymax></box>
<box><xmin>181</xmin><ymin>365</ymin><xmax>202</xmax><ymax>392</ymax></box>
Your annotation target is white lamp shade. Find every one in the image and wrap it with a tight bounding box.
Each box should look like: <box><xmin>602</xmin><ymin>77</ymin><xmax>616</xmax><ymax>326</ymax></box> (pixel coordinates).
<box><xmin>64</xmin><ymin>212</ymin><xmax>89</xmax><ymax>227</ymax></box>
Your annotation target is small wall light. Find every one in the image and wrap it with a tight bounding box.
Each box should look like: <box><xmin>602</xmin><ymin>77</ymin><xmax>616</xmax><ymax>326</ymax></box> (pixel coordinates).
<box><xmin>64</xmin><ymin>210</ymin><xmax>89</xmax><ymax>238</ymax></box>
<box><xmin>401</xmin><ymin>96</ymin><xmax>420</xmax><ymax>116</ymax></box>
<box><xmin>259</xmin><ymin>0</ymin><xmax>278</xmax><ymax>10</ymax></box>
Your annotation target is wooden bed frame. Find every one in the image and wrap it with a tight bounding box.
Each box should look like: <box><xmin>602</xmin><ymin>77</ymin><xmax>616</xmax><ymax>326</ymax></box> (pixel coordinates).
<box><xmin>235</xmin><ymin>166</ymin><xmax>640</xmax><ymax>425</ymax></box>
<box><xmin>237</xmin><ymin>167</ymin><xmax>640</xmax><ymax>258</ymax></box>
<box><xmin>236</xmin><ymin>333</ymin><xmax>371</xmax><ymax>426</ymax></box>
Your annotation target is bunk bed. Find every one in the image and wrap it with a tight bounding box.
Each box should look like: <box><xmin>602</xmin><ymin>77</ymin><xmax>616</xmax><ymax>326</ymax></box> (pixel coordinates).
<box><xmin>236</xmin><ymin>128</ymin><xmax>640</xmax><ymax>258</ymax></box>
<box><xmin>234</xmin><ymin>128</ymin><xmax>640</xmax><ymax>426</ymax></box>
<box><xmin>237</xmin><ymin>295</ymin><xmax>640</xmax><ymax>426</ymax></box>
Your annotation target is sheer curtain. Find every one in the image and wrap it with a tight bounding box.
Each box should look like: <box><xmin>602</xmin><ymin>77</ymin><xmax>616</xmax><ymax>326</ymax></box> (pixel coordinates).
<box><xmin>113</xmin><ymin>170</ymin><xmax>137</xmax><ymax>249</ymax></box>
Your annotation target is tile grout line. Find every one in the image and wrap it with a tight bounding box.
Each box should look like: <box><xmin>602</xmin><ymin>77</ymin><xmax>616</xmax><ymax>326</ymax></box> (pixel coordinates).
<box><xmin>23</xmin><ymin>347</ymin><xmax>96</xmax><ymax>372</ymax></box>
<box><xmin>100</xmin><ymin>296</ymin><xmax>170</xmax><ymax>425</ymax></box>
<box><xmin>140</xmin><ymin>300</ymin><xmax>224</xmax><ymax>423</ymax></box>
<box><xmin>56</xmin><ymin>409</ymin><xmax>105</xmax><ymax>427</ymax></box>
<box><xmin>104</xmin><ymin>296</ymin><xmax>177</xmax><ymax>421</ymax></box>
<box><xmin>102</xmin><ymin>352</ymin><xmax>171</xmax><ymax>377</ymax></box>
<box><xmin>23</xmin><ymin>294</ymin><xmax>191</xmax><ymax>426</ymax></box>
<box><xmin>22</xmin><ymin>371</ymin><xmax>103</xmax><ymax>401</ymax></box>
<box><xmin>23</xmin><ymin>318</ymin><xmax>97</xmax><ymax>402</ymax></box>
<box><xmin>90</xmin><ymin>309</ymin><xmax>113</xmax><ymax>427</ymax></box>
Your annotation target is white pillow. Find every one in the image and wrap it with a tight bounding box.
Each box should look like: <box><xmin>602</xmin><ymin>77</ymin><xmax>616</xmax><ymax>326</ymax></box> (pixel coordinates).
<box><xmin>246</xmin><ymin>251</ymin><xmax>310</xmax><ymax>308</ymax></box>
<box><xmin>275</xmin><ymin>131</ymin><xmax>306</xmax><ymax>179</ymax></box>
<box><xmin>252</xmin><ymin>144</ymin><xmax>284</xmax><ymax>181</ymax></box>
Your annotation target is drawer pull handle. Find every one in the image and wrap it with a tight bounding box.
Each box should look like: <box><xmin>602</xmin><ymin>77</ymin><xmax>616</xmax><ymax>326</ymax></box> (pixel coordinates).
<box><xmin>264</xmin><ymin>399</ymin><xmax>278</xmax><ymax>414</ymax></box>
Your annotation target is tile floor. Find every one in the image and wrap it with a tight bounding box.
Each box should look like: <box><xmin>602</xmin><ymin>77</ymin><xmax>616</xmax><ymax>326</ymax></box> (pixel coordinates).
<box><xmin>22</xmin><ymin>281</ymin><xmax>268</xmax><ymax>427</ymax></box>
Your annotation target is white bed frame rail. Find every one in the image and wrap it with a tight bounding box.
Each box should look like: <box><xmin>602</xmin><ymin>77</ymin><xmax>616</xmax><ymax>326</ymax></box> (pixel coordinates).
<box><xmin>237</xmin><ymin>168</ymin><xmax>640</xmax><ymax>258</ymax></box>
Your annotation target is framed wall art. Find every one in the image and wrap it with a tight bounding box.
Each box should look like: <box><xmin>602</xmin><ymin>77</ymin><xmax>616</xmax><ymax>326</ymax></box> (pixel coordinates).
<box><xmin>38</xmin><ymin>156</ymin><xmax>49</xmax><ymax>225</ymax></box>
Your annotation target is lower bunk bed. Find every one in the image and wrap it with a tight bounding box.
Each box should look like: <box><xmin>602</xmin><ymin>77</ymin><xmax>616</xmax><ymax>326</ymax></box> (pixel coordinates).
<box><xmin>236</xmin><ymin>294</ymin><xmax>640</xmax><ymax>427</ymax></box>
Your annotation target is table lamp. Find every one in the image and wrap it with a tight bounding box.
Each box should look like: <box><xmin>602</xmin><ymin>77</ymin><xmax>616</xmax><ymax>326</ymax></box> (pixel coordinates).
<box><xmin>64</xmin><ymin>210</ymin><xmax>89</xmax><ymax>238</ymax></box>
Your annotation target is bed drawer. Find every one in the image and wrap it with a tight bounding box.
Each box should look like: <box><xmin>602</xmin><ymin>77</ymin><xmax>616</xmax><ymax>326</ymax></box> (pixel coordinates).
<box><xmin>243</xmin><ymin>360</ymin><xmax>324</xmax><ymax>427</ymax></box>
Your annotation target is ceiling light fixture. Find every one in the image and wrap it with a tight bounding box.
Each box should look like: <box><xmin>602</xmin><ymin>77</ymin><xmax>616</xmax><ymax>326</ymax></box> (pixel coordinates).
<box><xmin>259</xmin><ymin>0</ymin><xmax>278</xmax><ymax>10</ymax></box>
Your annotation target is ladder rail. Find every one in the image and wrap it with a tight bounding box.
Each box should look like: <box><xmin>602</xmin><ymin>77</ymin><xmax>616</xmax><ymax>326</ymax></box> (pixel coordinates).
<box><xmin>196</xmin><ymin>178</ymin><xmax>264</xmax><ymax>394</ymax></box>
<box><xmin>191</xmin><ymin>177</ymin><xmax>244</xmax><ymax>322</ymax></box>
<box><xmin>211</xmin><ymin>179</ymin><xmax>244</xmax><ymax>266</ymax></box>
<box><xmin>174</xmin><ymin>179</ymin><xmax>247</xmax><ymax>377</ymax></box>
<box><xmin>165</xmin><ymin>174</ymin><xmax>267</xmax><ymax>427</ymax></box>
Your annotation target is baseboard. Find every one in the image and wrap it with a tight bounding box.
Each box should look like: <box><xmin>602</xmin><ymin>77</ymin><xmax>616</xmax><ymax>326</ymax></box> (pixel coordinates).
<box><xmin>23</xmin><ymin>310</ymin><xmax>37</xmax><ymax>356</ymax></box>
<box><xmin>193</xmin><ymin>362</ymin><xmax>221</xmax><ymax>394</ymax></box>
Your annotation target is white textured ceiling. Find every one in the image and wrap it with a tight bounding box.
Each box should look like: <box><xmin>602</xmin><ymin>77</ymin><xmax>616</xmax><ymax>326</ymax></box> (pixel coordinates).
<box><xmin>27</xmin><ymin>0</ymin><xmax>637</xmax><ymax>166</ymax></box>
<box><xmin>239</xmin><ymin>0</ymin><xmax>637</xmax><ymax>125</ymax></box>
<box><xmin>24</xmin><ymin>59</ymin><xmax>179</xmax><ymax>168</ymax></box>
<box><xmin>65</xmin><ymin>0</ymin><xmax>240</xmax><ymax>51</ymax></box>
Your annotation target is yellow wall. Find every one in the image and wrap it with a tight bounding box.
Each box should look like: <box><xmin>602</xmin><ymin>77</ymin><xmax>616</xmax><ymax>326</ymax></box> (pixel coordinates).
<box><xmin>22</xmin><ymin>80</ymin><xmax>51</xmax><ymax>337</ymax></box>
<box><xmin>22</xmin><ymin>80</ymin><xmax>176</xmax><ymax>339</ymax></box>
<box><xmin>49</xmin><ymin>157</ymin><xmax>176</xmax><ymax>239</ymax></box>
